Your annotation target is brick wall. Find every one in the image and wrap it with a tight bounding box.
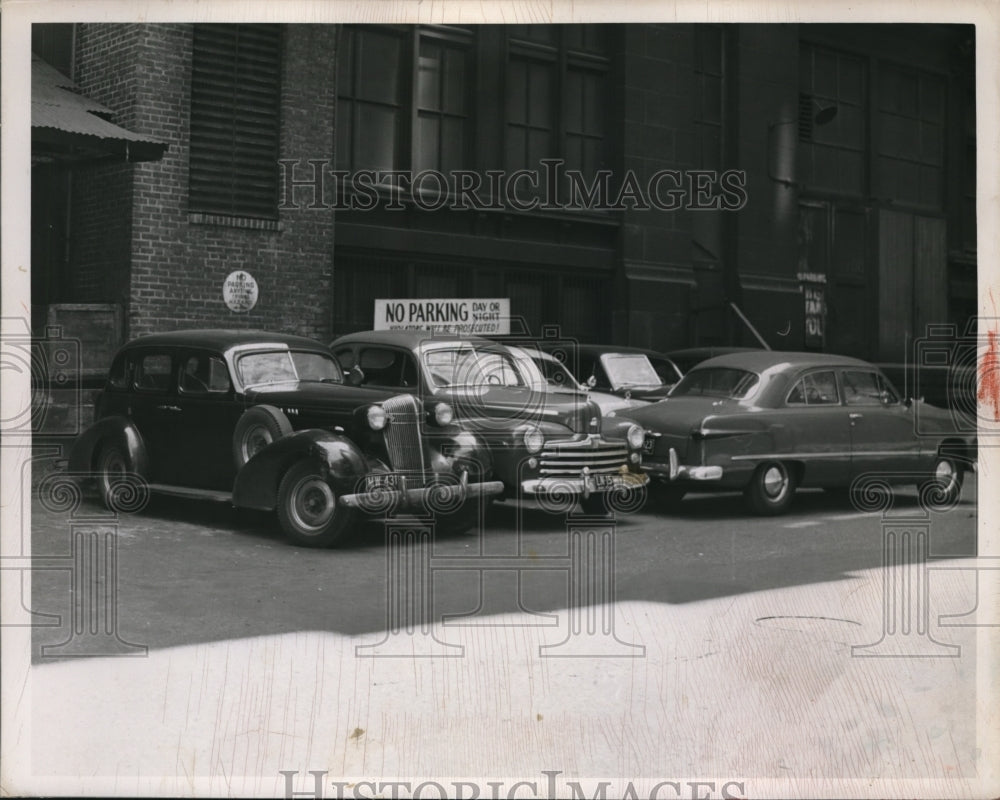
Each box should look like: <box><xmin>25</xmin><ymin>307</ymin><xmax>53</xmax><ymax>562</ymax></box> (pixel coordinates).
<box><xmin>72</xmin><ymin>23</ymin><xmax>337</xmax><ymax>344</ymax></box>
<box><xmin>71</xmin><ymin>25</ymin><xmax>141</xmax><ymax>312</ymax></box>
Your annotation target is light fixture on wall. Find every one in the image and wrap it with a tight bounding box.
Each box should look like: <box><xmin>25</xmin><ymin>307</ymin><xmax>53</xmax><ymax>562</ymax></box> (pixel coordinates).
<box><xmin>767</xmin><ymin>97</ymin><xmax>839</xmax><ymax>187</ymax></box>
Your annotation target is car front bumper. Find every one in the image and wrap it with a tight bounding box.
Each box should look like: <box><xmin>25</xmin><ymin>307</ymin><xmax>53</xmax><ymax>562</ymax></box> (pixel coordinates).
<box><xmin>643</xmin><ymin>447</ymin><xmax>724</xmax><ymax>481</ymax></box>
<box><xmin>340</xmin><ymin>471</ymin><xmax>505</xmax><ymax>511</ymax></box>
<box><xmin>521</xmin><ymin>470</ymin><xmax>649</xmax><ymax>498</ymax></box>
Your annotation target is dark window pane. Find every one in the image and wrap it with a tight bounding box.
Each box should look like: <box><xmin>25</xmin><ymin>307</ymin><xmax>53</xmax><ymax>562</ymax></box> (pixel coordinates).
<box><xmin>414</xmin><ymin>114</ymin><xmax>440</xmax><ymax>173</ymax></box>
<box><xmin>358</xmin><ymin>105</ymin><xmax>398</xmax><ymax>172</ymax></box>
<box><xmin>443</xmin><ymin>48</ymin><xmax>466</xmax><ymax>113</ymax></box>
<box><xmin>358</xmin><ymin>31</ymin><xmax>401</xmax><ymax>104</ymax></box>
<box><xmin>417</xmin><ymin>44</ymin><xmax>442</xmax><ymax>110</ymax></box>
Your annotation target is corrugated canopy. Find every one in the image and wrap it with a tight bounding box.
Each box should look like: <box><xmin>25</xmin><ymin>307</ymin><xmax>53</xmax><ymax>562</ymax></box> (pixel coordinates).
<box><xmin>32</xmin><ymin>54</ymin><xmax>167</xmax><ymax>164</ymax></box>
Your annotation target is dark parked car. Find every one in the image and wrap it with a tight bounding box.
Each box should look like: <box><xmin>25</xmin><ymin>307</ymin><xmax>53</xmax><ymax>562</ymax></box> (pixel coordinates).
<box><xmin>69</xmin><ymin>330</ymin><xmax>503</xmax><ymax>546</ymax></box>
<box><xmin>330</xmin><ymin>331</ymin><xmax>648</xmax><ymax>513</ymax></box>
<box><xmin>505</xmin><ymin>344</ymin><xmax>647</xmax><ymax>416</ymax></box>
<box><xmin>536</xmin><ymin>343</ymin><xmax>683</xmax><ymax>403</ymax></box>
<box><xmin>616</xmin><ymin>350</ymin><xmax>976</xmax><ymax>515</ymax></box>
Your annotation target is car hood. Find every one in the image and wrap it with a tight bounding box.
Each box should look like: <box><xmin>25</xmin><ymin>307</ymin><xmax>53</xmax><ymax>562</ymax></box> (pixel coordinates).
<box><xmin>618</xmin><ymin>395</ymin><xmax>747</xmax><ymax>434</ymax></box>
<box><xmin>244</xmin><ymin>381</ymin><xmax>395</xmax><ymax>408</ymax></box>
<box><xmin>434</xmin><ymin>384</ymin><xmax>598</xmax><ymax>434</ymax></box>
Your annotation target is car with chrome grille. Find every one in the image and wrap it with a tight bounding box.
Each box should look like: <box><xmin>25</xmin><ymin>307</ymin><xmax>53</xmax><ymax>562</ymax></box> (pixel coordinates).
<box><xmin>330</xmin><ymin>331</ymin><xmax>649</xmax><ymax>514</ymax></box>
<box><xmin>68</xmin><ymin>330</ymin><xmax>503</xmax><ymax>546</ymax></box>
<box><xmin>615</xmin><ymin>350</ymin><xmax>976</xmax><ymax>515</ymax></box>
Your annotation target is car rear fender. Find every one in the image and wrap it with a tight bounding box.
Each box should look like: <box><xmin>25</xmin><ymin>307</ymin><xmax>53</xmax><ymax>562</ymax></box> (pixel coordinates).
<box><xmin>232</xmin><ymin>429</ymin><xmax>368</xmax><ymax>511</ymax></box>
<box><xmin>67</xmin><ymin>416</ymin><xmax>150</xmax><ymax>478</ymax></box>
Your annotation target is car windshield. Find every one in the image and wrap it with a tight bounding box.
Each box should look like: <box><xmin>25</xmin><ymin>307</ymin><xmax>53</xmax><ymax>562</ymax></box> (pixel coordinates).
<box><xmin>421</xmin><ymin>345</ymin><xmax>539</xmax><ymax>390</ymax></box>
<box><xmin>528</xmin><ymin>352</ymin><xmax>584</xmax><ymax>391</ymax></box>
<box><xmin>237</xmin><ymin>350</ymin><xmax>343</xmax><ymax>387</ymax></box>
<box><xmin>600</xmin><ymin>353</ymin><xmax>663</xmax><ymax>389</ymax></box>
<box><xmin>669</xmin><ymin>367</ymin><xmax>760</xmax><ymax>399</ymax></box>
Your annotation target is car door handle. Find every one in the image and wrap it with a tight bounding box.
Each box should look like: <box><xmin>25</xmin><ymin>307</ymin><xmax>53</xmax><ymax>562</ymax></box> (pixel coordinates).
<box><xmin>156</xmin><ymin>404</ymin><xmax>182</xmax><ymax>412</ymax></box>
<box><xmin>849</xmin><ymin>412</ymin><xmax>863</xmax><ymax>421</ymax></box>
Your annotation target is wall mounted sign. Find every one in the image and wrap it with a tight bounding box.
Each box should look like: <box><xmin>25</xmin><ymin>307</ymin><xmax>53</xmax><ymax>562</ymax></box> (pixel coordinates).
<box><xmin>223</xmin><ymin>271</ymin><xmax>259</xmax><ymax>313</ymax></box>
<box><xmin>374</xmin><ymin>298</ymin><xmax>511</xmax><ymax>335</ymax></box>
<box><xmin>797</xmin><ymin>272</ymin><xmax>827</xmax><ymax>348</ymax></box>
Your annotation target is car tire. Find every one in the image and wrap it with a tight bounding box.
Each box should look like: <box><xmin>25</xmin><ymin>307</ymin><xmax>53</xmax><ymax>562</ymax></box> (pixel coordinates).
<box><xmin>919</xmin><ymin>454</ymin><xmax>964</xmax><ymax>507</ymax></box>
<box><xmin>95</xmin><ymin>442</ymin><xmax>131</xmax><ymax>510</ymax></box>
<box><xmin>744</xmin><ymin>461</ymin><xmax>797</xmax><ymax>515</ymax></box>
<box><xmin>276</xmin><ymin>460</ymin><xmax>355</xmax><ymax>547</ymax></box>
<box><xmin>233</xmin><ymin>405</ymin><xmax>293</xmax><ymax>468</ymax></box>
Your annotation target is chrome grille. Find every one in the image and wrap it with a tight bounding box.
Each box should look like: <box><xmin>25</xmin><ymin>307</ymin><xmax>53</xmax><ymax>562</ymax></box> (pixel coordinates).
<box><xmin>382</xmin><ymin>394</ymin><xmax>426</xmax><ymax>478</ymax></box>
<box><xmin>538</xmin><ymin>437</ymin><xmax>629</xmax><ymax>476</ymax></box>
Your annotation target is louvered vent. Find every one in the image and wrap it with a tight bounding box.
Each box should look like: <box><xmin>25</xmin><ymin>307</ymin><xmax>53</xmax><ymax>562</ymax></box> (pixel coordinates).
<box><xmin>189</xmin><ymin>24</ymin><xmax>282</xmax><ymax>219</ymax></box>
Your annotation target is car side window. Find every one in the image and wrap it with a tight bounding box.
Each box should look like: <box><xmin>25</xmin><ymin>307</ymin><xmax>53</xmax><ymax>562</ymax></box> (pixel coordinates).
<box><xmin>107</xmin><ymin>354</ymin><xmax>130</xmax><ymax>390</ymax></box>
<box><xmin>134</xmin><ymin>353</ymin><xmax>173</xmax><ymax>393</ymax></box>
<box><xmin>786</xmin><ymin>370</ymin><xmax>839</xmax><ymax>405</ymax></box>
<box><xmin>359</xmin><ymin>347</ymin><xmax>417</xmax><ymax>388</ymax></box>
<box><xmin>842</xmin><ymin>370</ymin><xmax>884</xmax><ymax>406</ymax></box>
<box><xmin>179</xmin><ymin>354</ymin><xmax>231</xmax><ymax>395</ymax></box>
<box><xmin>334</xmin><ymin>347</ymin><xmax>355</xmax><ymax>370</ymax></box>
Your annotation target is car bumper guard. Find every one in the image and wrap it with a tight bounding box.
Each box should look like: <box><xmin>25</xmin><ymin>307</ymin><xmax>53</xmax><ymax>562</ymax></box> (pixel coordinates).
<box><xmin>643</xmin><ymin>448</ymin><xmax>724</xmax><ymax>481</ymax></box>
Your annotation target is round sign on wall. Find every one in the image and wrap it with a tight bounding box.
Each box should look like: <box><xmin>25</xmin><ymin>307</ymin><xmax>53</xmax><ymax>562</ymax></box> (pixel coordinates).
<box><xmin>223</xmin><ymin>271</ymin><xmax>259</xmax><ymax>313</ymax></box>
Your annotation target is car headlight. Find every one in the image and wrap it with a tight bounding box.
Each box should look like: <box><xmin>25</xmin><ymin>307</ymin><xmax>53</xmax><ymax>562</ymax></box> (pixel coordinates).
<box><xmin>366</xmin><ymin>405</ymin><xmax>388</xmax><ymax>431</ymax></box>
<box><xmin>523</xmin><ymin>427</ymin><xmax>545</xmax><ymax>454</ymax></box>
<box><xmin>626</xmin><ymin>424</ymin><xmax>645</xmax><ymax>450</ymax></box>
<box><xmin>433</xmin><ymin>402</ymin><xmax>454</xmax><ymax>426</ymax></box>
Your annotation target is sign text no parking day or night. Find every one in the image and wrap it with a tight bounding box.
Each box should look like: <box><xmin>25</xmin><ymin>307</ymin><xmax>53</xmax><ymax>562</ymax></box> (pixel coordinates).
<box><xmin>374</xmin><ymin>298</ymin><xmax>511</xmax><ymax>335</ymax></box>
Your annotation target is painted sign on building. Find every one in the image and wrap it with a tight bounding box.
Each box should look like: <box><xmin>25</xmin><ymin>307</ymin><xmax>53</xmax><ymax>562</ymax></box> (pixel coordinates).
<box><xmin>374</xmin><ymin>299</ymin><xmax>511</xmax><ymax>335</ymax></box>
<box><xmin>797</xmin><ymin>272</ymin><xmax>827</xmax><ymax>348</ymax></box>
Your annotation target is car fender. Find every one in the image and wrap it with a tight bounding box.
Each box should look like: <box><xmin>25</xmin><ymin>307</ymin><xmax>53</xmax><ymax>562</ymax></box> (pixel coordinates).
<box><xmin>426</xmin><ymin>428</ymin><xmax>495</xmax><ymax>479</ymax></box>
<box><xmin>232</xmin><ymin>429</ymin><xmax>369</xmax><ymax>511</ymax></box>
<box><xmin>67</xmin><ymin>416</ymin><xmax>150</xmax><ymax>477</ymax></box>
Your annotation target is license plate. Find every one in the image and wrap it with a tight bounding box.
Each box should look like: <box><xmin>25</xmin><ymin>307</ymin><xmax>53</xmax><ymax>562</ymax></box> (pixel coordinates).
<box><xmin>365</xmin><ymin>473</ymin><xmax>399</xmax><ymax>493</ymax></box>
<box><xmin>642</xmin><ymin>438</ymin><xmax>655</xmax><ymax>454</ymax></box>
<box><xmin>591</xmin><ymin>474</ymin><xmax>619</xmax><ymax>490</ymax></box>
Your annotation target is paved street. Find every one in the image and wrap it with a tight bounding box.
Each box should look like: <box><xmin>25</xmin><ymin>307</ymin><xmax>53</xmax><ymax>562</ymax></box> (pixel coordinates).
<box><xmin>29</xmin><ymin>478</ymin><xmax>979</xmax><ymax>659</ymax></box>
<box><xmin>14</xmin><ymin>471</ymin><xmax>992</xmax><ymax>795</ymax></box>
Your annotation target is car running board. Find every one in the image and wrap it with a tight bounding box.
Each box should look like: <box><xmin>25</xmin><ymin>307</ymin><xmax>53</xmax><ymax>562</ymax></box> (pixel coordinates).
<box><xmin>147</xmin><ymin>483</ymin><xmax>233</xmax><ymax>504</ymax></box>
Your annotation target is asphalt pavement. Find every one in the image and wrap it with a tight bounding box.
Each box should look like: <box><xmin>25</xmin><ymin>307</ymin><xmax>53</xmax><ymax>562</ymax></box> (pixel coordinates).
<box><xmin>8</xmin><ymin>472</ymin><xmax>995</xmax><ymax>798</ymax></box>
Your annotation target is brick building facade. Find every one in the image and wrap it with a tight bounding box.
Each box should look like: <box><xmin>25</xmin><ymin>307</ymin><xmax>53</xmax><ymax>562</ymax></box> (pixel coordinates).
<box><xmin>32</xmin><ymin>22</ymin><xmax>976</xmax><ymax>362</ymax></box>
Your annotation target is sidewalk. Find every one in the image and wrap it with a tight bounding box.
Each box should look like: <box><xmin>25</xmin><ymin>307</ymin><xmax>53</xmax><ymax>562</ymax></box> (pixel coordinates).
<box><xmin>6</xmin><ymin>557</ymin><xmax>996</xmax><ymax>798</ymax></box>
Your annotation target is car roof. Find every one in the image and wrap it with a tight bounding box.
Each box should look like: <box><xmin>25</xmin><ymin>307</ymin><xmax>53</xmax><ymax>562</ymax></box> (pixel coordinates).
<box><xmin>692</xmin><ymin>349</ymin><xmax>876</xmax><ymax>372</ymax></box>
<box><xmin>119</xmin><ymin>329</ymin><xmax>330</xmax><ymax>353</ymax></box>
<box><xmin>333</xmin><ymin>330</ymin><xmax>497</xmax><ymax>348</ymax></box>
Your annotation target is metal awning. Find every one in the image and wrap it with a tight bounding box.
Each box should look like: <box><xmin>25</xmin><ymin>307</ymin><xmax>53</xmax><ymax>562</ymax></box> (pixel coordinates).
<box><xmin>32</xmin><ymin>54</ymin><xmax>168</xmax><ymax>164</ymax></box>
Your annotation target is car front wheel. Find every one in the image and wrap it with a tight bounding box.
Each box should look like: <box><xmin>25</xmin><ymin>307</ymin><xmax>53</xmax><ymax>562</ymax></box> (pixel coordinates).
<box><xmin>276</xmin><ymin>461</ymin><xmax>355</xmax><ymax>547</ymax></box>
<box><xmin>744</xmin><ymin>461</ymin><xmax>797</xmax><ymax>515</ymax></box>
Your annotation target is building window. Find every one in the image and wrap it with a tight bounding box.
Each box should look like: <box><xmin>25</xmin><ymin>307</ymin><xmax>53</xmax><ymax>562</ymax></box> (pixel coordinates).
<box><xmin>189</xmin><ymin>24</ymin><xmax>282</xmax><ymax>220</ymax></box>
<box><xmin>505</xmin><ymin>25</ymin><xmax>610</xmax><ymax>199</ymax></box>
<box><xmin>337</xmin><ymin>25</ymin><xmax>473</xmax><ymax>182</ymax></box>
<box><xmin>875</xmin><ymin>63</ymin><xmax>945</xmax><ymax>209</ymax></box>
<box><xmin>798</xmin><ymin>43</ymin><xmax>866</xmax><ymax>197</ymax></box>
<box><xmin>414</xmin><ymin>32</ymin><xmax>472</xmax><ymax>175</ymax></box>
<box><xmin>336</xmin><ymin>27</ymin><xmax>406</xmax><ymax>173</ymax></box>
